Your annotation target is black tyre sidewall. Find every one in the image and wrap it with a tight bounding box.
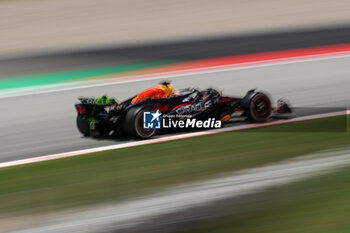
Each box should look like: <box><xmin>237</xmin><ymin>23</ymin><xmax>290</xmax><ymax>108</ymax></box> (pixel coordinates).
<box><xmin>248</xmin><ymin>93</ymin><xmax>272</xmax><ymax>122</ymax></box>
<box><xmin>76</xmin><ymin>115</ymin><xmax>90</xmax><ymax>136</ymax></box>
<box><xmin>123</xmin><ymin>106</ymin><xmax>156</xmax><ymax>139</ymax></box>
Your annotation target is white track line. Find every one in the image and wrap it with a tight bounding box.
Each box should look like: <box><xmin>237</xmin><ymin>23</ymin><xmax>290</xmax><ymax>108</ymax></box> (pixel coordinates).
<box><xmin>1</xmin><ymin>52</ymin><xmax>350</xmax><ymax>99</ymax></box>
<box><xmin>0</xmin><ymin>110</ymin><xmax>348</xmax><ymax>169</ymax></box>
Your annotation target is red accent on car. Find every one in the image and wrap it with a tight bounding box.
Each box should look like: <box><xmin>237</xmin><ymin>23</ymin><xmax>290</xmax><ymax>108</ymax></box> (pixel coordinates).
<box><xmin>219</xmin><ymin>98</ymin><xmax>232</xmax><ymax>103</ymax></box>
<box><xmin>171</xmin><ymin>102</ymin><xmax>194</xmax><ymax>111</ymax></box>
<box><xmin>75</xmin><ymin>105</ymin><xmax>87</xmax><ymax>115</ymax></box>
<box><xmin>154</xmin><ymin>104</ymin><xmax>170</xmax><ymax>112</ymax></box>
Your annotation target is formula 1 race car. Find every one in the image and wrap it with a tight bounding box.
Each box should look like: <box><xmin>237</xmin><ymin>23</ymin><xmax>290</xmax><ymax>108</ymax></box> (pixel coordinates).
<box><xmin>75</xmin><ymin>82</ymin><xmax>292</xmax><ymax>139</ymax></box>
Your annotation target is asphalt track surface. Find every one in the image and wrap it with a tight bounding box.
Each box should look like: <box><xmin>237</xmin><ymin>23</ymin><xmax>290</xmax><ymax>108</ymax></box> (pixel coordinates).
<box><xmin>0</xmin><ymin>55</ymin><xmax>350</xmax><ymax>163</ymax></box>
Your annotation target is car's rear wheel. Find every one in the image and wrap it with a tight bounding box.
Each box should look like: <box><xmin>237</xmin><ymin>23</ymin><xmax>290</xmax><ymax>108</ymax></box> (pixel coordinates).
<box><xmin>123</xmin><ymin>106</ymin><xmax>157</xmax><ymax>139</ymax></box>
<box><xmin>76</xmin><ymin>115</ymin><xmax>90</xmax><ymax>137</ymax></box>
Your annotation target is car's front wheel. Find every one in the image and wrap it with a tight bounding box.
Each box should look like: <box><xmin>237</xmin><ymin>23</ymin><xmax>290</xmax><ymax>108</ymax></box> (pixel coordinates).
<box><xmin>242</xmin><ymin>91</ymin><xmax>272</xmax><ymax>122</ymax></box>
<box><xmin>247</xmin><ymin>93</ymin><xmax>272</xmax><ymax>121</ymax></box>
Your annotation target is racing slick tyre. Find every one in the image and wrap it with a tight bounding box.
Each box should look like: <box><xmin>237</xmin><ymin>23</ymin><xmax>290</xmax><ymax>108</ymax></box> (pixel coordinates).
<box><xmin>245</xmin><ymin>92</ymin><xmax>272</xmax><ymax>122</ymax></box>
<box><xmin>123</xmin><ymin>106</ymin><xmax>157</xmax><ymax>139</ymax></box>
<box><xmin>76</xmin><ymin>116</ymin><xmax>90</xmax><ymax>137</ymax></box>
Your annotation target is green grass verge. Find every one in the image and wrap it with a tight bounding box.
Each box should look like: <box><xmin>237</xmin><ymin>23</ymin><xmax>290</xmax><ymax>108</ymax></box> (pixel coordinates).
<box><xmin>182</xmin><ymin>164</ymin><xmax>350</xmax><ymax>233</ymax></box>
<box><xmin>0</xmin><ymin>61</ymin><xmax>177</xmax><ymax>90</ymax></box>
<box><xmin>0</xmin><ymin>116</ymin><xmax>348</xmax><ymax>215</ymax></box>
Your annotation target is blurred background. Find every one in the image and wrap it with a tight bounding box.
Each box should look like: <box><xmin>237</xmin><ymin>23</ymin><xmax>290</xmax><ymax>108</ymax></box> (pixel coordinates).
<box><xmin>1</xmin><ymin>0</ymin><xmax>350</xmax><ymax>58</ymax></box>
<box><xmin>1</xmin><ymin>0</ymin><xmax>350</xmax><ymax>232</ymax></box>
